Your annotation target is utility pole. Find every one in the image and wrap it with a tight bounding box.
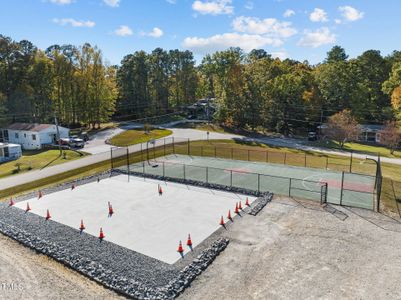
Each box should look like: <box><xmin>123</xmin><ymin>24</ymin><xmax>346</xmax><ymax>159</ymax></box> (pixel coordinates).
<box><xmin>54</xmin><ymin>113</ymin><xmax>62</xmax><ymax>156</ymax></box>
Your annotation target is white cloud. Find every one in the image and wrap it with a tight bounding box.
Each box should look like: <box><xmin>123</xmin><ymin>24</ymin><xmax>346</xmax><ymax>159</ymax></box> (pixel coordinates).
<box><xmin>339</xmin><ymin>6</ymin><xmax>364</xmax><ymax>22</ymax></box>
<box><xmin>298</xmin><ymin>27</ymin><xmax>336</xmax><ymax>48</ymax></box>
<box><xmin>335</xmin><ymin>19</ymin><xmax>342</xmax><ymax>24</ymax></box>
<box><xmin>182</xmin><ymin>33</ymin><xmax>283</xmax><ymax>54</ymax></box>
<box><xmin>49</xmin><ymin>0</ymin><xmax>73</xmax><ymax>4</ymax></box>
<box><xmin>103</xmin><ymin>0</ymin><xmax>120</xmax><ymax>7</ymax></box>
<box><xmin>166</xmin><ymin>0</ymin><xmax>176</xmax><ymax>3</ymax></box>
<box><xmin>283</xmin><ymin>9</ymin><xmax>295</xmax><ymax>18</ymax></box>
<box><xmin>271</xmin><ymin>51</ymin><xmax>288</xmax><ymax>60</ymax></box>
<box><xmin>245</xmin><ymin>1</ymin><xmax>254</xmax><ymax>10</ymax></box>
<box><xmin>148</xmin><ymin>27</ymin><xmax>164</xmax><ymax>38</ymax></box>
<box><xmin>53</xmin><ymin>18</ymin><xmax>95</xmax><ymax>28</ymax></box>
<box><xmin>192</xmin><ymin>0</ymin><xmax>234</xmax><ymax>15</ymax></box>
<box><xmin>114</xmin><ymin>25</ymin><xmax>133</xmax><ymax>36</ymax></box>
<box><xmin>309</xmin><ymin>8</ymin><xmax>328</xmax><ymax>22</ymax></box>
<box><xmin>232</xmin><ymin>16</ymin><xmax>297</xmax><ymax>38</ymax></box>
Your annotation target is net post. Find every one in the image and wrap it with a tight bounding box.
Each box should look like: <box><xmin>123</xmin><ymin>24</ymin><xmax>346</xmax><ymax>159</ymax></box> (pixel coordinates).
<box><xmin>340</xmin><ymin>171</ymin><xmax>345</xmax><ymax>205</ymax></box>
<box><xmin>110</xmin><ymin>147</ymin><xmax>113</xmax><ymax>171</ymax></box>
<box><xmin>289</xmin><ymin>178</ymin><xmax>292</xmax><ymax>197</ymax></box>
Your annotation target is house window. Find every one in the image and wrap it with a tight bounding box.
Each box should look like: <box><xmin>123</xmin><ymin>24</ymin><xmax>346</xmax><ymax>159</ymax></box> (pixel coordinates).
<box><xmin>15</xmin><ymin>133</ymin><xmax>19</xmax><ymax>139</ymax></box>
<box><xmin>32</xmin><ymin>134</ymin><xmax>36</xmax><ymax>141</ymax></box>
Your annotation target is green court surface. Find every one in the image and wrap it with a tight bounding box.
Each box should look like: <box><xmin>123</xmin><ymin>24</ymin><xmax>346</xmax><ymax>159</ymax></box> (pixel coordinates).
<box><xmin>126</xmin><ymin>154</ymin><xmax>376</xmax><ymax>210</ymax></box>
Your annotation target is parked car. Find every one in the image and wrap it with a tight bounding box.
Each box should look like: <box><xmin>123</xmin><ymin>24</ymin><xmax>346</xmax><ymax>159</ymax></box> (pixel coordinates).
<box><xmin>308</xmin><ymin>132</ymin><xmax>318</xmax><ymax>141</ymax></box>
<box><xmin>70</xmin><ymin>136</ymin><xmax>85</xmax><ymax>148</ymax></box>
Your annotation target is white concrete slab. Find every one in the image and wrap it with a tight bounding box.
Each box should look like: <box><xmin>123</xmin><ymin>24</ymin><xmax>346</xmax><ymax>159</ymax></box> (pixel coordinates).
<box><xmin>14</xmin><ymin>175</ymin><xmax>256</xmax><ymax>264</ymax></box>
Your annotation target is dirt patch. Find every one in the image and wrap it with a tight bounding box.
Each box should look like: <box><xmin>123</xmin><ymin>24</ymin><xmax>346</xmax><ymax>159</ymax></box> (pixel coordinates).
<box><xmin>179</xmin><ymin>195</ymin><xmax>401</xmax><ymax>300</ymax></box>
<box><xmin>0</xmin><ymin>234</ymin><xmax>123</xmax><ymax>300</ymax></box>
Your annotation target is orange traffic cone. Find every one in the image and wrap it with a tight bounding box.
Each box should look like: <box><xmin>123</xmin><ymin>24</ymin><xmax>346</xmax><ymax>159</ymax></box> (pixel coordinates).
<box><xmin>99</xmin><ymin>228</ymin><xmax>105</xmax><ymax>240</ymax></box>
<box><xmin>227</xmin><ymin>209</ymin><xmax>232</xmax><ymax>221</ymax></box>
<box><xmin>219</xmin><ymin>215</ymin><xmax>225</xmax><ymax>226</ymax></box>
<box><xmin>38</xmin><ymin>190</ymin><xmax>43</xmax><ymax>199</ymax></box>
<box><xmin>158</xmin><ymin>185</ymin><xmax>163</xmax><ymax>195</ymax></box>
<box><xmin>71</xmin><ymin>184</ymin><xmax>75</xmax><ymax>190</ymax></box>
<box><xmin>108</xmin><ymin>202</ymin><xmax>114</xmax><ymax>216</ymax></box>
<box><xmin>25</xmin><ymin>202</ymin><xmax>31</xmax><ymax>212</ymax></box>
<box><xmin>9</xmin><ymin>198</ymin><xmax>14</xmax><ymax>207</ymax></box>
<box><xmin>187</xmin><ymin>234</ymin><xmax>193</xmax><ymax>248</ymax></box>
<box><xmin>45</xmin><ymin>209</ymin><xmax>51</xmax><ymax>220</ymax></box>
<box><xmin>79</xmin><ymin>219</ymin><xmax>85</xmax><ymax>232</ymax></box>
<box><xmin>234</xmin><ymin>202</ymin><xmax>239</xmax><ymax>214</ymax></box>
<box><xmin>239</xmin><ymin>201</ymin><xmax>243</xmax><ymax>210</ymax></box>
<box><xmin>245</xmin><ymin>197</ymin><xmax>250</xmax><ymax>206</ymax></box>
<box><xmin>177</xmin><ymin>240</ymin><xmax>184</xmax><ymax>257</ymax></box>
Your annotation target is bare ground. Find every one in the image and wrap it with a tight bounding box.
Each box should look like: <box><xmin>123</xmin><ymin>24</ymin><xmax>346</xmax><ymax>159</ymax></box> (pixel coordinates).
<box><xmin>179</xmin><ymin>196</ymin><xmax>401</xmax><ymax>300</ymax></box>
<box><xmin>0</xmin><ymin>234</ymin><xmax>123</xmax><ymax>299</ymax></box>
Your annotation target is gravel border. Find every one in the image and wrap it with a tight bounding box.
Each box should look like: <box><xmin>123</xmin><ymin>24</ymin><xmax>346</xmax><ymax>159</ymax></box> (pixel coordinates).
<box><xmin>249</xmin><ymin>193</ymin><xmax>274</xmax><ymax>216</ymax></box>
<box><xmin>0</xmin><ymin>169</ymin><xmax>271</xmax><ymax>299</ymax></box>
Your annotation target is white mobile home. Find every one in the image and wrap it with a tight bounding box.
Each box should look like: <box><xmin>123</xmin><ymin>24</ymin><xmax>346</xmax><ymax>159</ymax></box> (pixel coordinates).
<box><xmin>0</xmin><ymin>143</ymin><xmax>22</xmax><ymax>163</ymax></box>
<box><xmin>0</xmin><ymin>123</ymin><xmax>70</xmax><ymax>150</ymax></box>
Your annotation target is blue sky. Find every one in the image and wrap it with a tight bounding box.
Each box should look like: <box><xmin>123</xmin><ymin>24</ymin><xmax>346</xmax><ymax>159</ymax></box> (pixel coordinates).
<box><xmin>1</xmin><ymin>0</ymin><xmax>400</xmax><ymax>65</ymax></box>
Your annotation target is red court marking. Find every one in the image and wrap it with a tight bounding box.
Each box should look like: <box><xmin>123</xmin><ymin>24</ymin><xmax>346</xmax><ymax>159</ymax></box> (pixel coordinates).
<box><xmin>224</xmin><ymin>168</ymin><xmax>253</xmax><ymax>174</ymax></box>
<box><xmin>319</xmin><ymin>179</ymin><xmax>375</xmax><ymax>193</ymax></box>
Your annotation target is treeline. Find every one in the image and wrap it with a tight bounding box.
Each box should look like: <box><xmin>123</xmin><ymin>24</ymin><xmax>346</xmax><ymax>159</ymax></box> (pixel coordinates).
<box><xmin>198</xmin><ymin>47</ymin><xmax>401</xmax><ymax>134</ymax></box>
<box><xmin>0</xmin><ymin>35</ymin><xmax>117</xmax><ymax>128</ymax></box>
<box><xmin>1</xmin><ymin>33</ymin><xmax>401</xmax><ymax>134</ymax></box>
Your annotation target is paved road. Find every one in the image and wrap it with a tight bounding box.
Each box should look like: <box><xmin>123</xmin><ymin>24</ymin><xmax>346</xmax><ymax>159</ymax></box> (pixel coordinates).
<box><xmin>1</xmin><ymin>126</ymin><xmax>400</xmax><ymax>193</ymax></box>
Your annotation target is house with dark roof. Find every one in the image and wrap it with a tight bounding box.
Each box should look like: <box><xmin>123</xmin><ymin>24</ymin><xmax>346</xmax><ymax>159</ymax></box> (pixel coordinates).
<box><xmin>0</xmin><ymin>123</ymin><xmax>70</xmax><ymax>150</ymax></box>
<box><xmin>318</xmin><ymin>124</ymin><xmax>385</xmax><ymax>143</ymax></box>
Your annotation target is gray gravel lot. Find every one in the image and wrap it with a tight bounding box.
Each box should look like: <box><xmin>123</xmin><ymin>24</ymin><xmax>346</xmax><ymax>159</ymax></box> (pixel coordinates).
<box><xmin>180</xmin><ymin>196</ymin><xmax>401</xmax><ymax>300</ymax></box>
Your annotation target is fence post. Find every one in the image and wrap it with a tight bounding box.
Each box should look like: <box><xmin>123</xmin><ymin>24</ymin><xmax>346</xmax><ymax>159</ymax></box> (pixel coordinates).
<box><xmin>289</xmin><ymin>178</ymin><xmax>292</xmax><ymax>197</ymax></box>
<box><xmin>231</xmin><ymin>148</ymin><xmax>233</xmax><ymax>160</ymax></box>
<box><xmin>284</xmin><ymin>153</ymin><xmax>287</xmax><ymax>165</ymax></box>
<box><xmin>230</xmin><ymin>170</ymin><xmax>233</xmax><ymax>187</ymax></box>
<box><xmin>206</xmin><ymin>167</ymin><xmax>208</xmax><ymax>183</ymax></box>
<box><xmin>325</xmin><ymin>156</ymin><xmax>328</xmax><ymax>169</ymax></box>
<box><xmin>163</xmin><ymin>139</ymin><xmax>166</xmax><ymax>156</ymax></box>
<box><xmin>163</xmin><ymin>162</ymin><xmax>165</xmax><ymax>177</ymax></box>
<box><xmin>184</xmin><ymin>164</ymin><xmax>186</xmax><ymax>182</ymax></box>
<box><xmin>173</xmin><ymin>137</ymin><xmax>175</xmax><ymax>154</ymax></box>
<box><xmin>140</xmin><ymin>143</ymin><xmax>143</xmax><ymax>161</ymax></box>
<box><xmin>258</xmin><ymin>174</ymin><xmax>260</xmax><ymax>193</ymax></box>
<box><xmin>266</xmin><ymin>150</ymin><xmax>269</xmax><ymax>163</ymax></box>
<box><xmin>142</xmin><ymin>161</ymin><xmax>145</xmax><ymax>177</ymax></box>
<box><xmin>126</xmin><ymin>148</ymin><xmax>130</xmax><ymax>182</ymax></box>
<box><xmin>304</xmin><ymin>153</ymin><xmax>307</xmax><ymax>167</ymax></box>
<box><xmin>340</xmin><ymin>171</ymin><xmax>345</xmax><ymax>205</ymax></box>
<box><xmin>188</xmin><ymin>138</ymin><xmax>190</xmax><ymax>155</ymax></box>
<box><xmin>349</xmin><ymin>151</ymin><xmax>353</xmax><ymax>173</ymax></box>
<box><xmin>247</xmin><ymin>149</ymin><xmax>250</xmax><ymax>161</ymax></box>
<box><xmin>201</xmin><ymin>146</ymin><xmax>203</xmax><ymax>156</ymax></box>
<box><xmin>214</xmin><ymin>146</ymin><xmax>216</xmax><ymax>158</ymax></box>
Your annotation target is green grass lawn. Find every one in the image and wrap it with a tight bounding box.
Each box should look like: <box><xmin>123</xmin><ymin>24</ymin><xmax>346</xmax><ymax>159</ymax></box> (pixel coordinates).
<box><xmin>309</xmin><ymin>139</ymin><xmax>401</xmax><ymax>158</ymax></box>
<box><xmin>0</xmin><ymin>149</ymin><xmax>87</xmax><ymax>179</ymax></box>
<box><xmin>109</xmin><ymin>129</ymin><xmax>172</xmax><ymax>147</ymax></box>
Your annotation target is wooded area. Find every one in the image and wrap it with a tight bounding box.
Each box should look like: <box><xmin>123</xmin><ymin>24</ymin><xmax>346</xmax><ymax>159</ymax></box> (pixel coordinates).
<box><xmin>1</xmin><ymin>34</ymin><xmax>401</xmax><ymax>134</ymax></box>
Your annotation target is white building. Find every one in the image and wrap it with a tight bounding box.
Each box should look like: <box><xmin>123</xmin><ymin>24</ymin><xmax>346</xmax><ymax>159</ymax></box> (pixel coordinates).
<box><xmin>0</xmin><ymin>123</ymin><xmax>70</xmax><ymax>150</ymax></box>
<box><xmin>0</xmin><ymin>143</ymin><xmax>22</xmax><ymax>163</ymax></box>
